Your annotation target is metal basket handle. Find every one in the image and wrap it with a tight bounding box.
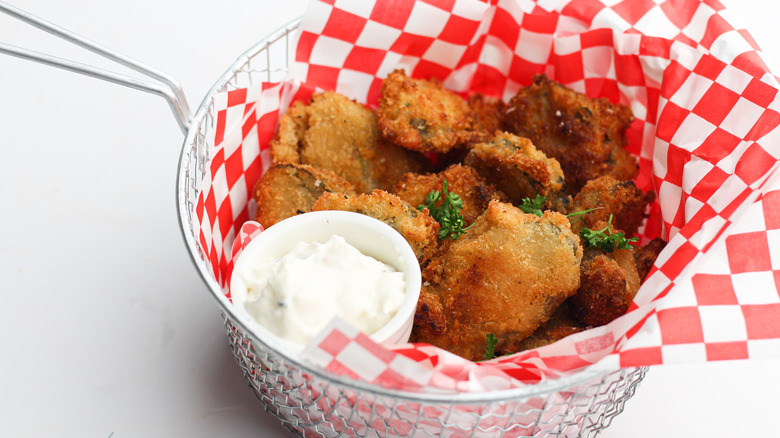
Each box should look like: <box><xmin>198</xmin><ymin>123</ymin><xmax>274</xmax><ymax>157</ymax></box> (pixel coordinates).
<box><xmin>0</xmin><ymin>1</ymin><xmax>192</xmax><ymax>134</ymax></box>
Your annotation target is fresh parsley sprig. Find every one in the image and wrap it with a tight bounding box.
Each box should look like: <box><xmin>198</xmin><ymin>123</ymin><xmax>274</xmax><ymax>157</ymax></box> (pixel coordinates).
<box><xmin>580</xmin><ymin>214</ymin><xmax>638</xmax><ymax>252</ymax></box>
<box><xmin>518</xmin><ymin>195</ymin><xmax>598</xmax><ymax>219</ymax></box>
<box><xmin>518</xmin><ymin>194</ymin><xmax>546</xmax><ymax>216</ymax></box>
<box><xmin>566</xmin><ymin>207</ymin><xmax>599</xmax><ymax>219</ymax></box>
<box><xmin>418</xmin><ymin>180</ymin><xmax>472</xmax><ymax>240</ymax></box>
<box><xmin>484</xmin><ymin>333</ymin><xmax>498</xmax><ymax>360</ymax></box>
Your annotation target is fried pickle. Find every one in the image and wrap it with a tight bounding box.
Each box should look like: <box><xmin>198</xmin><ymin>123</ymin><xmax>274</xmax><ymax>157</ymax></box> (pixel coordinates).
<box><xmin>634</xmin><ymin>237</ymin><xmax>667</xmax><ymax>281</ymax></box>
<box><xmin>568</xmin><ymin>175</ymin><xmax>655</xmax><ymax>237</ymax></box>
<box><xmin>413</xmin><ymin>201</ymin><xmax>583</xmax><ymax>361</ymax></box>
<box><xmin>568</xmin><ymin>246</ymin><xmax>641</xmax><ymax>327</ymax></box>
<box><xmin>270</xmin><ymin>91</ymin><xmax>423</xmax><ymax>192</ymax></box>
<box><xmin>254</xmin><ymin>78</ymin><xmax>667</xmax><ymax>359</ymax></box>
<box><xmin>270</xmin><ymin>100</ymin><xmax>309</xmax><ymax>164</ymax></box>
<box><xmin>504</xmin><ymin>74</ymin><xmax>637</xmax><ymax>193</ymax></box>
<box><xmin>377</xmin><ymin>69</ymin><xmax>471</xmax><ymax>153</ymax></box>
<box><xmin>391</xmin><ymin>164</ymin><xmax>507</xmax><ymax>225</ymax></box>
<box><xmin>464</xmin><ymin>131</ymin><xmax>565</xmax><ymax>204</ymax></box>
<box><xmin>253</xmin><ymin>163</ymin><xmax>356</xmax><ymax>227</ymax></box>
<box><xmin>311</xmin><ymin>190</ymin><xmax>440</xmax><ymax>264</ymax></box>
<box><xmin>466</xmin><ymin>94</ymin><xmax>506</xmax><ymax>143</ymax></box>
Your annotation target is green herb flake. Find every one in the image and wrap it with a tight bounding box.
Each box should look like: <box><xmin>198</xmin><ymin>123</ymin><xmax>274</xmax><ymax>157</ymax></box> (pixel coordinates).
<box><xmin>418</xmin><ymin>180</ymin><xmax>472</xmax><ymax>240</ymax></box>
<box><xmin>580</xmin><ymin>214</ymin><xmax>638</xmax><ymax>253</ymax></box>
<box><xmin>518</xmin><ymin>194</ymin><xmax>546</xmax><ymax>217</ymax></box>
<box><xmin>566</xmin><ymin>207</ymin><xmax>599</xmax><ymax>220</ymax></box>
<box><xmin>484</xmin><ymin>333</ymin><xmax>498</xmax><ymax>360</ymax></box>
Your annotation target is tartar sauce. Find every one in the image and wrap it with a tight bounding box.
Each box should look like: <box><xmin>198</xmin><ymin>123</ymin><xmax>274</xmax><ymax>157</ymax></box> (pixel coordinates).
<box><xmin>238</xmin><ymin>234</ymin><xmax>406</xmax><ymax>345</ymax></box>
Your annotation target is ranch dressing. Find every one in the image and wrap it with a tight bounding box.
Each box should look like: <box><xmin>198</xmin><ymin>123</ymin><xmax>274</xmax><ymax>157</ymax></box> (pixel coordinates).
<box><xmin>238</xmin><ymin>234</ymin><xmax>406</xmax><ymax>346</ymax></box>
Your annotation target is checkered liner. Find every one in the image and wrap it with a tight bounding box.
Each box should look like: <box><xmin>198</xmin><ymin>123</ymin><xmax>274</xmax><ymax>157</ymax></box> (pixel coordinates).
<box><xmin>195</xmin><ymin>0</ymin><xmax>780</xmax><ymax>392</ymax></box>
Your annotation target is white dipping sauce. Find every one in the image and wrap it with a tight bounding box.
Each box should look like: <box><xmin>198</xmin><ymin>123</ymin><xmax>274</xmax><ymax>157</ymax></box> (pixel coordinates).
<box><xmin>238</xmin><ymin>234</ymin><xmax>406</xmax><ymax>346</ymax></box>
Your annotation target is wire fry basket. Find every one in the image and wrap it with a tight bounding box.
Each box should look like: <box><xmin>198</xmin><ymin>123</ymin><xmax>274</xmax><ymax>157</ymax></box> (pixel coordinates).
<box><xmin>175</xmin><ymin>18</ymin><xmax>647</xmax><ymax>438</ymax></box>
<box><xmin>0</xmin><ymin>2</ymin><xmax>646</xmax><ymax>434</ymax></box>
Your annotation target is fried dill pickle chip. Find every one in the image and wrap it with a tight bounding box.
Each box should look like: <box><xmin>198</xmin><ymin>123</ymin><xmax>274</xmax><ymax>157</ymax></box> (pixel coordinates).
<box><xmin>568</xmin><ymin>175</ymin><xmax>655</xmax><ymax>237</ymax></box>
<box><xmin>464</xmin><ymin>131</ymin><xmax>565</xmax><ymax>204</ymax></box>
<box><xmin>377</xmin><ymin>69</ymin><xmax>471</xmax><ymax>153</ymax></box>
<box><xmin>270</xmin><ymin>100</ymin><xmax>308</xmax><ymax>165</ymax></box>
<box><xmin>466</xmin><ymin>93</ymin><xmax>506</xmax><ymax>143</ymax></box>
<box><xmin>253</xmin><ymin>163</ymin><xmax>356</xmax><ymax>227</ymax></box>
<box><xmin>567</xmin><ymin>246</ymin><xmax>641</xmax><ymax>328</ymax></box>
<box><xmin>311</xmin><ymin>190</ymin><xmax>440</xmax><ymax>263</ymax></box>
<box><xmin>413</xmin><ymin>201</ymin><xmax>583</xmax><ymax>362</ymax></box>
<box><xmin>391</xmin><ymin>164</ymin><xmax>507</xmax><ymax>225</ymax></box>
<box><xmin>504</xmin><ymin>74</ymin><xmax>637</xmax><ymax>193</ymax></box>
<box><xmin>633</xmin><ymin>237</ymin><xmax>667</xmax><ymax>281</ymax></box>
<box><xmin>270</xmin><ymin>91</ymin><xmax>423</xmax><ymax>193</ymax></box>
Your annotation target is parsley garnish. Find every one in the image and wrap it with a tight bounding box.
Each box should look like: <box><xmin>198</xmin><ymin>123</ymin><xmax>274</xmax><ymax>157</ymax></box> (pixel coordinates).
<box><xmin>580</xmin><ymin>214</ymin><xmax>638</xmax><ymax>252</ymax></box>
<box><xmin>484</xmin><ymin>333</ymin><xmax>498</xmax><ymax>360</ymax></box>
<box><xmin>518</xmin><ymin>194</ymin><xmax>546</xmax><ymax>217</ymax></box>
<box><xmin>519</xmin><ymin>195</ymin><xmax>599</xmax><ymax>219</ymax></box>
<box><xmin>418</xmin><ymin>180</ymin><xmax>471</xmax><ymax>240</ymax></box>
<box><xmin>566</xmin><ymin>208</ymin><xmax>596</xmax><ymax>219</ymax></box>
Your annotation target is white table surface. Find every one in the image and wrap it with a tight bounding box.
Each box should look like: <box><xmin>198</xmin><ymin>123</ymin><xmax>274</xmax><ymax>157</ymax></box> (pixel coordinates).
<box><xmin>1</xmin><ymin>1</ymin><xmax>777</xmax><ymax>437</ymax></box>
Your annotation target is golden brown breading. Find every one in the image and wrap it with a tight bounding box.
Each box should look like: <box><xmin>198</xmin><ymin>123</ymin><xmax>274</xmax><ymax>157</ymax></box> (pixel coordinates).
<box><xmin>364</xmin><ymin>136</ymin><xmax>428</xmax><ymax>192</ymax></box>
<box><xmin>391</xmin><ymin>164</ymin><xmax>507</xmax><ymax>225</ymax></box>
<box><xmin>634</xmin><ymin>237</ymin><xmax>667</xmax><ymax>281</ymax></box>
<box><xmin>253</xmin><ymin>75</ymin><xmax>667</xmax><ymax>360</ymax></box>
<box><xmin>311</xmin><ymin>190</ymin><xmax>440</xmax><ymax>264</ymax></box>
<box><xmin>504</xmin><ymin>74</ymin><xmax>637</xmax><ymax>193</ymax></box>
<box><xmin>377</xmin><ymin>69</ymin><xmax>471</xmax><ymax>153</ymax></box>
<box><xmin>270</xmin><ymin>100</ymin><xmax>308</xmax><ymax>164</ymax></box>
<box><xmin>613</xmin><ymin>246</ymin><xmax>641</xmax><ymax>295</ymax></box>
<box><xmin>409</xmin><ymin>289</ymin><xmax>447</xmax><ymax>343</ymax></box>
<box><xmin>466</xmin><ymin>94</ymin><xmax>506</xmax><ymax>143</ymax></box>
<box><xmin>464</xmin><ymin>131</ymin><xmax>565</xmax><ymax>204</ymax></box>
<box><xmin>412</xmin><ymin>201</ymin><xmax>583</xmax><ymax>362</ymax></box>
<box><xmin>567</xmin><ymin>246</ymin><xmax>641</xmax><ymax>327</ymax></box>
<box><xmin>546</xmin><ymin>193</ymin><xmax>574</xmax><ymax>216</ymax></box>
<box><xmin>270</xmin><ymin>91</ymin><xmax>423</xmax><ymax>193</ymax></box>
<box><xmin>253</xmin><ymin>163</ymin><xmax>356</xmax><ymax>227</ymax></box>
<box><xmin>568</xmin><ymin>175</ymin><xmax>655</xmax><ymax>237</ymax></box>
<box><xmin>515</xmin><ymin>307</ymin><xmax>585</xmax><ymax>352</ymax></box>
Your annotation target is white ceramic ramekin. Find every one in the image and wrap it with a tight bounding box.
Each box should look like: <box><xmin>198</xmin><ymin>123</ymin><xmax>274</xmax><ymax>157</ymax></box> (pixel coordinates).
<box><xmin>229</xmin><ymin>210</ymin><xmax>422</xmax><ymax>355</ymax></box>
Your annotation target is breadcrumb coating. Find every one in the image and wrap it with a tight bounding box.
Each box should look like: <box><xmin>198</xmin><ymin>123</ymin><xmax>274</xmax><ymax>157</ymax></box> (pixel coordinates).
<box><xmin>253</xmin><ymin>163</ymin><xmax>356</xmax><ymax>227</ymax></box>
<box><xmin>311</xmin><ymin>190</ymin><xmax>440</xmax><ymax>264</ymax></box>
<box><xmin>378</xmin><ymin>69</ymin><xmax>471</xmax><ymax>153</ymax></box>
<box><xmin>504</xmin><ymin>74</ymin><xmax>637</xmax><ymax>193</ymax></box>
<box><xmin>465</xmin><ymin>131</ymin><xmax>565</xmax><ymax>204</ymax></box>
<box><xmin>270</xmin><ymin>91</ymin><xmax>423</xmax><ymax>193</ymax></box>
<box><xmin>391</xmin><ymin>164</ymin><xmax>507</xmax><ymax>225</ymax></box>
<box><xmin>413</xmin><ymin>201</ymin><xmax>583</xmax><ymax>361</ymax></box>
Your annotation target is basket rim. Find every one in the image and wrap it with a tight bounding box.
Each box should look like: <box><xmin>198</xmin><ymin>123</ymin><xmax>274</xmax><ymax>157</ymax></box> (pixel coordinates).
<box><xmin>174</xmin><ymin>15</ymin><xmax>643</xmax><ymax>404</ymax></box>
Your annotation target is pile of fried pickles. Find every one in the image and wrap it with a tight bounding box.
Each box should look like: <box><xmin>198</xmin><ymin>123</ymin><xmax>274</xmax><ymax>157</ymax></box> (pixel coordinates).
<box><xmin>252</xmin><ymin>70</ymin><xmax>666</xmax><ymax>362</ymax></box>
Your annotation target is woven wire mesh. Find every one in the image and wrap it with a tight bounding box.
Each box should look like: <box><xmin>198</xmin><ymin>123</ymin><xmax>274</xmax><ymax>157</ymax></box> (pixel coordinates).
<box><xmin>224</xmin><ymin>314</ymin><xmax>646</xmax><ymax>438</ymax></box>
<box><xmin>176</xmin><ymin>17</ymin><xmax>647</xmax><ymax>438</ymax></box>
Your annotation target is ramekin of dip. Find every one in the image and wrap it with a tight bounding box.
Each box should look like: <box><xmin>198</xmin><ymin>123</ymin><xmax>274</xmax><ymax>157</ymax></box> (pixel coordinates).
<box><xmin>229</xmin><ymin>211</ymin><xmax>422</xmax><ymax>355</ymax></box>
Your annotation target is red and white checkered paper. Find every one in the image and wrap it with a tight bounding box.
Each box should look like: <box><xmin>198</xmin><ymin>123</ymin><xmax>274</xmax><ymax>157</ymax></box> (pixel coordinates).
<box><xmin>196</xmin><ymin>0</ymin><xmax>780</xmax><ymax>391</ymax></box>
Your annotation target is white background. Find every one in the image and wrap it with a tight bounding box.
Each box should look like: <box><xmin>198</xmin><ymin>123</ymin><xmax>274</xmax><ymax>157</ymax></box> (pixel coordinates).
<box><xmin>0</xmin><ymin>1</ymin><xmax>777</xmax><ymax>437</ymax></box>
